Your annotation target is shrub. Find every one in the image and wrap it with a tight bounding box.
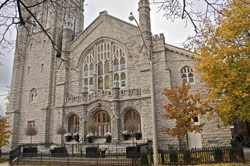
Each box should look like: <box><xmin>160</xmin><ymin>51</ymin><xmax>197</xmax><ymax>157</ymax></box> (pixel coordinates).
<box><xmin>140</xmin><ymin>153</ymin><xmax>149</xmax><ymax>166</ymax></box>
<box><xmin>87</xmin><ymin>123</ymin><xmax>97</xmax><ymax>133</ymax></box>
<box><xmin>214</xmin><ymin>148</ymin><xmax>223</xmax><ymax>162</ymax></box>
<box><xmin>183</xmin><ymin>150</ymin><xmax>191</xmax><ymax>164</ymax></box>
<box><xmin>169</xmin><ymin>150</ymin><xmax>178</xmax><ymax>164</ymax></box>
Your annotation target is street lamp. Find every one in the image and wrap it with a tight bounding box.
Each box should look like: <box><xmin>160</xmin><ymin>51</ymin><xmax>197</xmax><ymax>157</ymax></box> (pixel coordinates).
<box><xmin>129</xmin><ymin>12</ymin><xmax>158</xmax><ymax>164</ymax></box>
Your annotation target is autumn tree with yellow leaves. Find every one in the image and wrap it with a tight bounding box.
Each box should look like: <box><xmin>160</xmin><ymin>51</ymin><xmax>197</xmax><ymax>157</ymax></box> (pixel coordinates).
<box><xmin>194</xmin><ymin>0</ymin><xmax>250</xmax><ymax>125</ymax></box>
<box><xmin>0</xmin><ymin>117</ymin><xmax>12</xmax><ymax>147</ymax></box>
<box><xmin>163</xmin><ymin>81</ymin><xmax>212</xmax><ymax>147</ymax></box>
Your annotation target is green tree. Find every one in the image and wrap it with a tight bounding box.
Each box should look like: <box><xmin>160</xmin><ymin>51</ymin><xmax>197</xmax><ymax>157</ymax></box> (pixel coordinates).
<box><xmin>194</xmin><ymin>0</ymin><xmax>250</xmax><ymax>125</ymax></box>
<box><xmin>163</xmin><ymin>81</ymin><xmax>212</xmax><ymax>147</ymax></box>
<box><xmin>0</xmin><ymin>117</ymin><xmax>12</xmax><ymax>147</ymax></box>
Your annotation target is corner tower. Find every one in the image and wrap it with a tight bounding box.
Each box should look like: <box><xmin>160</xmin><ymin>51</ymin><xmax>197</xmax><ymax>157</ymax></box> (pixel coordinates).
<box><xmin>6</xmin><ymin>0</ymin><xmax>85</xmax><ymax>151</ymax></box>
<box><xmin>138</xmin><ymin>0</ymin><xmax>152</xmax><ymax>48</ymax></box>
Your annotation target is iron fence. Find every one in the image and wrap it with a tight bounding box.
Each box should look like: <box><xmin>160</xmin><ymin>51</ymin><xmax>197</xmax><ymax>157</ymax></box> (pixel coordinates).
<box><xmin>8</xmin><ymin>143</ymin><xmax>245</xmax><ymax>166</ymax></box>
<box><xmin>156</xmin><ymin>146</ymin><xmax>244</xmax><ymax>165</ymax></box>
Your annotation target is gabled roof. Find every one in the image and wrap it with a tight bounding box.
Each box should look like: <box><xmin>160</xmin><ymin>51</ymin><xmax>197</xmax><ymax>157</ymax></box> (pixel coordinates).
<box><xmin>71</xmin><ymin>11</ymin><xmax>138</xmax><ymax>45</ymax></box>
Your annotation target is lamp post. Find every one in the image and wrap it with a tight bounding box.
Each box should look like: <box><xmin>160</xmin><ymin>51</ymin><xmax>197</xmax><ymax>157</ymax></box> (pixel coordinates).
<box><xmin>129</xmin><ymin>12</ymin><xmax>158</xmax><ymax>164</ymax></box>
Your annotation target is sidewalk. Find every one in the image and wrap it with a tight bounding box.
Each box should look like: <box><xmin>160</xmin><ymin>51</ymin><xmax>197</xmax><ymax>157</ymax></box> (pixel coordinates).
<box><xmin>242</xmin><ymin>147</ymin><xmax>250</xmax><ymax>166</ymax></box>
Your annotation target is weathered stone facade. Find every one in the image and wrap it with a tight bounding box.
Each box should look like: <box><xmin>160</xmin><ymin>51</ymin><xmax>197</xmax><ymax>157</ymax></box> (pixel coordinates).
<box><xmin>5</xmin><ymin>0</ymin><xmax>231</xmax><ymax>152</ymax></box>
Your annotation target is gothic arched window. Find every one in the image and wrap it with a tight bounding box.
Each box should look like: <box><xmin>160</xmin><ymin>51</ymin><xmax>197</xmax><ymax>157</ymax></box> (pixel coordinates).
<box><xmin>120</xmin><ymin>57</ymin><xmax>125</xmax><ymax>70</ymax></box>
<box><xmin>82</xmin><ymin>41</ymin><xmax>127</xmax><ymax>92</ymax></box>
<box><xmin>121</xmin><ymin>72</ymin><xmax>126</xmax><ymax>87</ymax></box>
<box><xmin>93</xmin><ymin>111</ymin><xmax>111</xmax><ymax>136</ymax></box>
<box><xmin>89</xmin><ymin>77</ymin><xmax>94</xmax><ymax>91</ymax></box>
<box><xmin>98</xmin><ymin>76</ymin><xmax>103</xmax><ymax>89</ymax></box>
<box><xmin>124</xmin><ymin>110</ymin><xmax>141</xmax><ymax>132</ymax></box>
<box><xmin>114</xmin><ymin>73</ymin><xmax>119</xmax><ymax>83</ymax></box>
<box><xmin>104</xmin><ymin>61</ymin><xmax>109</xmax><ymax>74</ymax></box>
<box><xmin>98</xmin><ymin>62</ymin><xmax>103</xmax><ymax>75</ymax></box>
<box><xmin>68</xmin><ymin>115</ymin><xmax>79</xmax><ymax>134</ymax></box>
<box><xmin>105</xmin><ymin>75</ymin><xmax>109</xmax><ymax>89</ymax></box>
<box><xmin>181</xmin><ymin>66</ymin><xmax>194</xmax><ymax>83</ymax></box>
<box><xmin>84</xmin><ymin>64</ymin><xmax>88</xmax><ymax>77</ymax></box>
<box><xmin>90</xmin><ymin>63</ymin><xmax>94</xmax><ymax>76</ymax></box>
<box><xmin>114</xmin><ymin>58</ymin><xmax>119</xmax><ymax>72</ymax></box>
<box><xmin>30</xmin><ymin>88</ymin><xmax>37</xmax><ymax>103</ymax></box>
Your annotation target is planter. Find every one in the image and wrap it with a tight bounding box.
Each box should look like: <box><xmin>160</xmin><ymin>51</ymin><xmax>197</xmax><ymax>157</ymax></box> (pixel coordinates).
<box><xmin>50</xmin><ymin>147</ymin><xmax>68</xmax><ymax>157</ymax></box>
<box><xmin>106</xmin><ymin>136</ymin><xmax>112</xmax><ymax>143</ymax></box>
<box><xmin>23</xmin><ymin>147</ymin><xmax>38</xmax><ymax>157</ymax></box>
<box><xmin>123</xmin><ymin>134</ymin><xmax>129</xmax><ymax>140</ymax></box>
<box><xmin>65</xmin><ymin>135</ymin><xmax>72</xmax><ymax>142</ymax></box>
<box><xmin>135</xmin><ymin>133</ymin><xmax>142</xmax><ymax>140</ymax></box>
<box><xmin>87</xmin><ymin>137</ymin><xmax>93</xmax><ymax>143</ymax></box>
<box><xmin>74</xmin><ymin>135</ymin><xmax>79</xmax><ymax>142</ymax></box>
<box><xmin>126</xmin><ymin>146</ymin><xmax>140</xmax><ymax>158</ymax></box>
<box><xmin>86</xmin><ymin>147</ymin><xmax>99</xmax><ymax>158</ymax></box>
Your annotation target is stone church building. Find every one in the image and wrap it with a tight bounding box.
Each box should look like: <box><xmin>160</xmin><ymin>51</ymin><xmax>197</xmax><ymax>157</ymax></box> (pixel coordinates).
<box><xmin>6</xmin><ymin>0</ymin><xmax>231</xmax><ymax>152</ymax></box>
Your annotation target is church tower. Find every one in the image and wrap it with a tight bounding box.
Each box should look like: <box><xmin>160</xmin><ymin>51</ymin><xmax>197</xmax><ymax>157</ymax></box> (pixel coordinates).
<box><xmin>6</xmin><ymin>0</ymin><xmax>84</xmax><ymax>150</ymax></box>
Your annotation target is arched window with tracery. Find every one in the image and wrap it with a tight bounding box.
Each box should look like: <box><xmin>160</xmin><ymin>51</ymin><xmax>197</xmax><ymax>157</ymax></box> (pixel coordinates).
<box><xmin>68</xmin><ymin>115</ymin><xmax>79</xmax><ymax>134</ymax></box>
<box><xmin>81</xmin><ymin>40</ymin><xmax>127</xmax><ymax>92</ymax></box>
<box><xmin>181</xmin><ymin>66</ymin><xmax>194</xmax><ymax>83</ymax></box>
<box><xmin>30</xmin><ymin>88</ymin><xmax>37</xmax><ymax>103</ymax></box>
<box><xmin>124</xmin><ymin>110</ymin><xmax>141</xmax><ymax>132</ymax></box>
<box><xmin>93</xmin><ymin>111</ymin><xmax>111</xmax><ymax>136</ymax></box>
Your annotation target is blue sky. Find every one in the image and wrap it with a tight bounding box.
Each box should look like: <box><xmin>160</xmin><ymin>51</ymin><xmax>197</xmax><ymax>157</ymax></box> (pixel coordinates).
<box><xmin>0</xmin><ymin>0</ymin><xmax>194</xmax><ymax>115</ymax></box>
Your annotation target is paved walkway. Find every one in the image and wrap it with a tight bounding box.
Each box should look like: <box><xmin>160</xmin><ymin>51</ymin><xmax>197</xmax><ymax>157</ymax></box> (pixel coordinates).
<box><xmin>242</xmin><ymin>147</ymin><xmax>250</xmax><ymax>166</ymax></box>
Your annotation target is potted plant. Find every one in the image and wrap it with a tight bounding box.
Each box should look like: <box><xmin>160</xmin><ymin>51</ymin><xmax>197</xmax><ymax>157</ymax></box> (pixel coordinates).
<box><xmin>124</xmin><ymin>120</ymin><xmax>137</xmax><ymax>140</ymax></box>
<box><xmin>65</xmin><ymin>133</ymin><xmax>72</xmax><ymax>142</ymax></box>
<box><xmin>24</xmin><ymin>126</ymin><xmax>38</xmax><ymax>157</ymax></box>
<box><xmin>87</xmin><ymin>133</ymin><xmax>94</xmax><ymax>143</ymax></box>
<box><xmin>56</xmin><ymin>125</ymin><xmax>67</xmax><ymax>145</ymax></box>
<box><xmin>86</xmin><ymin>123</ymin><xmax>97</xmax><ymax>143</ymax></box>
<box><xmin>135</xmin><ymin>131</ymin><xmax>142</xmax><ymax>140</ymax></box>
<box><xmin>122</xmin><ymin>130</ymin><xmax>129</xmax><ymax>140</ymax></box>
<box><xmin>74</xmin><ymin>132</ymin><xmax>79</xmax><ymax>142</ymax></box>
<box><xmin>98</xmin><ymin>144</ymin><xmax>108</xmax><ymax>158</ymax></box>
<box><xmin>25</xmin><ymin>125</ymin><xmax>38</xmax><ymax>144</ymax></box>
<box><xmin>105</xmin><ymin>132</ymin><xmax>112</xmax><ymax>143</ymax></box>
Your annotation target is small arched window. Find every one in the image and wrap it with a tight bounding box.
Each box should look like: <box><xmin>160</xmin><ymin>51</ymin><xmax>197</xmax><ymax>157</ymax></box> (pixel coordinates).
<box><xmin>30</xmin><ymin>88</ymin><xmax>37</xmax><ymax>103</ymax></box>
<box><xmin>68</xmin><ymin>115</ymin><xmax>79</xmax><ymax>134</ymax></box>
<box><xmin>84</xmin><ymin>64</ymin><xmax>88</xmax><ymax>77</ymax></box>
<box><xmin>98</xmin><ymin>76</ymin><xmax>103</xmax><ymax>90</ymax></box>
<box><xmin>114</xmin><ymin>59</ymin><xmax>119</xmax><ymax>72</ymax></box>
<box><xmin>120</xmin><ymin>57</ymin><xmax>125</xmax><ymax>70</ymax></box>
<box><xmin>84</xmin><ymin>78</ymin><xmax>88</xmax><ymax>88</ymax></box>
<box><xmin>124</xmin><ymin>110</ymin><xmax>141</xmax><ymax>132</ymax></box>
<box><xmin>93</xmin><ymin>111</ymin><xmax>111</xmax><ymax>136</ymax></box>
<box><xmin>98</xmin><ymin>62</ymin><xmax>103</xmax><ymax>75</ymax></box>
<box><xmin>121</xmin><ymin>72</ymin><xmax>126</xmax><ymax>87</ymax></box>
<box><xmin>90</xmin><ymin>63</ymin><xmax>94</xmax><ymax>76</ymax></box>
<box><xmin>104</xmin><ymin>61</ymin><xmax>109</xmax><ymax>74</ymax></box>
<box><xmin>105</xmin><ymin>76</ymin><xmax>109</xmax><ymax>89</ymax></box>
<box><xmin>181</xmin><ymin>66</ymin><xmax>194</xmax><ymax>83</ymax></box>
<box><xmin>114</xmin><ymin>73</ymin><xmax>119</xmax><ymax>83</ymax></box>
<box><xmin>89</xmin><ymin>77</ymin><xmax>94</xmax><ymax>91</ymax></box>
